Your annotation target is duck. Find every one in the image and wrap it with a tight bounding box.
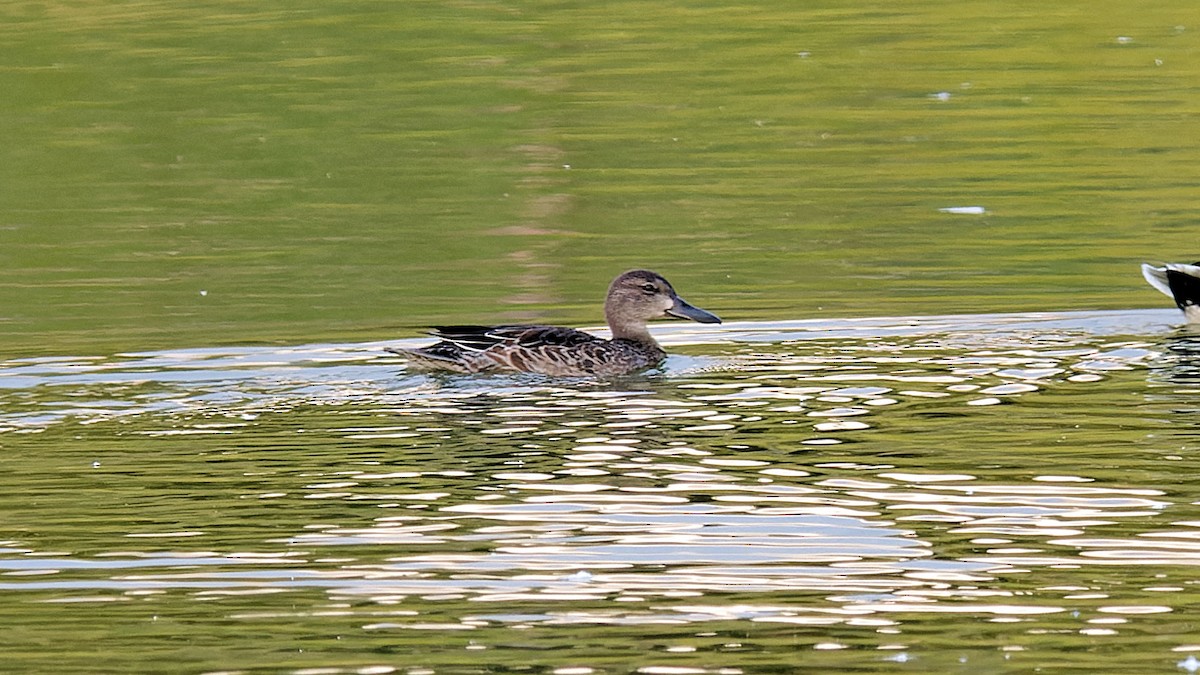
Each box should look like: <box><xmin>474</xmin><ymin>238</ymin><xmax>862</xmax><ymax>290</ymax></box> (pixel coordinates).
<box><xmin>1142</xmin><ymin>262</ymin><xmax>1200</xmax><ymax>323</ymax></box>
<box><xmin>387</xmin><ymin>269</ymin><xmax>721</xmax><ymax>376</ymax></box>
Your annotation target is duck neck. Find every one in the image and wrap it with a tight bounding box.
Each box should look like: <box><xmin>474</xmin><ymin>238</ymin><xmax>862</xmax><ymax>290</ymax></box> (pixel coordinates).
<box><xmin>607</xmin><ymin>312</ymin><xmax>659</xmax><ymax>347</ymax></box>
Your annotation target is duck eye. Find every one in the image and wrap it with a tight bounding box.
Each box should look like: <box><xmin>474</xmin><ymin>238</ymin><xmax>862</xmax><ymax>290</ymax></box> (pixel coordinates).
<box><xmin>640</xmin><ymin>283</ymin><xmax>658</xmax><ymax>294</ymax></box>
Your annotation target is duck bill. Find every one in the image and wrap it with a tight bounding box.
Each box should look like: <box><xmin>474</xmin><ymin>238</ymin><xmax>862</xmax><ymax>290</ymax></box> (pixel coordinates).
<box><xmin>666</xmin><ymin>296</ymin><xmax>721</xmax><ymax>324</ymax></box>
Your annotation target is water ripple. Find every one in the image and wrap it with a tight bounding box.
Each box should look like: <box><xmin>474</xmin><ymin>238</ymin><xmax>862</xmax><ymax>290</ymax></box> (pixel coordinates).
<box><xmin>1</xmin><ymin>309</ymin><xmax>1198</xmax><ymax>648</ymax></box>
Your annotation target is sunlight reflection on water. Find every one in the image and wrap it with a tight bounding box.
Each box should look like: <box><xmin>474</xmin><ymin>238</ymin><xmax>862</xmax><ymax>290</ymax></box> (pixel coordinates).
<box><xmin>2</xmin><ymin>309</ymin><xmax>1200</xmax><ymax>642</ymax></box>
<box><xmin>0</xmin><ymin>309</ymin><xmax>1171</xmax><ymax>435</ymax></box>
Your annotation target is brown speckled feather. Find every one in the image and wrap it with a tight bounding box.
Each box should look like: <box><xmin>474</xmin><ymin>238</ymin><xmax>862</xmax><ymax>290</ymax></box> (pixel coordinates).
<box><xmin>389</xmin><ymin>325</ymin><xmax>665</xmax><ymax>376</ymax></box>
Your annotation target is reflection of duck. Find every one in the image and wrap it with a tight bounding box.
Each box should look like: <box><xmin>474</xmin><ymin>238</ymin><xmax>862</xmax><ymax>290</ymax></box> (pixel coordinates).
<box><xmin>1156</xmin><ymin>332</ymin><xmax>1200</xmax><ymax>386</ymax></box>
<box><xmin>1142</xmin><ymin>262</ymin><xmax>1200</xmax><ymax>322</ymax></box>
<box><xmin>388</xmin><ymin>270</ymin><xmax>721</xmax><ymax>376</ymax></box>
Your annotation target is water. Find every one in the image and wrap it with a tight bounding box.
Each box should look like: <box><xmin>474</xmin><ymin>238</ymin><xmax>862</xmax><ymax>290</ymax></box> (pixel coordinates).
<box><xmin>1</xmin><ymin>2</ymin><xmax>1197</xmax><ymax>356</ymax></box>
<box><xmin>3</xmin><ymin>0</ymin><xmax>1200</xmax><ymax>672</ymax></box>
<box><xmin>3</xmin><ymin>311</ymin><xmax>1200</xmax><ymax>672</ymax></box>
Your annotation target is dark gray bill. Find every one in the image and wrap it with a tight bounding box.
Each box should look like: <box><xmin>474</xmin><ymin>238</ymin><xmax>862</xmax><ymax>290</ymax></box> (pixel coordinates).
<box><xmin>666</xmin><ymin>296</ymin><xmax>721</xmax><ymax>324</ymax></box>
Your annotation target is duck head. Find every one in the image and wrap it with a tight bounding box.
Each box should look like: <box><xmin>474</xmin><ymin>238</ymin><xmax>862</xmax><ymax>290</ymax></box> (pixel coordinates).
<box><xmin>605</xmin><ymin>269</ymin><xmax>721</xmax><ymax>340</ymax></box>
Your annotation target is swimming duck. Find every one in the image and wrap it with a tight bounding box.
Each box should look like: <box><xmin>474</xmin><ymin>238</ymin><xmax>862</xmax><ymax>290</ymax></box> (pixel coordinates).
<box><xmin>1142</xmin><ymin>262</ymin><xmax>1200</xmax><ymax>323</ymax></box>
<box><xmin>388</xmin><ymin>269</ymin><xmax>721</xmax><ymax>376</ymax></box>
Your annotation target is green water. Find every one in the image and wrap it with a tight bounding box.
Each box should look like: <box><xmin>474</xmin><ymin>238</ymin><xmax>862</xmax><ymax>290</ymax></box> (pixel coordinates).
<box><xmin>1</xmin><ymin>315</ymin><xmax>1195</xmax><ymax>673</ymax></box>
<box><xmin>2</xmin><ymin>1</ymin><xmax>1200</xmax><ymax>673</ymax></box>
<box><xmin>1</xmin><ymin>1</ymin><xmax>1196</xmax><ymax>355</ymax></box>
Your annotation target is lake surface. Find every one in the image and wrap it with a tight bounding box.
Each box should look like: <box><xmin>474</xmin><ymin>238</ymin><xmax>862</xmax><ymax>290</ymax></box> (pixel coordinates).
<box><xmin>4</xmin><ymin>311</ymin><xmax>1200</xmax><ymax>673</ymax></box>
<box><xmin>2</xmin><ymin>1</ymin><xmax>1200</xmax><ymax>673</ymax></box>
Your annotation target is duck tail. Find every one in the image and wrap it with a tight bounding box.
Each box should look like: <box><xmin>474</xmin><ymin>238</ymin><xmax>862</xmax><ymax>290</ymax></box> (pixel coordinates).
<box><xmin>1143</xmin><ymin>262</ymin><xmax>1200</xmax><ymax>321</ymax></box>
<box><xmin>1141</xmin><ymin>263</ymin><xmax>1174</xmax><ymax>298</ymax></box>
<box><xmin>385</xmin><ymin>344</ymin><xmax>492</xmax><ymax>374</ymax></box>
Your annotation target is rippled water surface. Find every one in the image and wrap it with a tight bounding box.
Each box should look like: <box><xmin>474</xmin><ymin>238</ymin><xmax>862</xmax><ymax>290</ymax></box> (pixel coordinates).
<box><xmin>4</xmin><ymin>0</ymin><xmax>1200</xmax><ymax>672</ymax></box>
<box><xmin>4</xmin><ymin>312</ymin><xmax>1200</xmax><ymax>672</ymax></box>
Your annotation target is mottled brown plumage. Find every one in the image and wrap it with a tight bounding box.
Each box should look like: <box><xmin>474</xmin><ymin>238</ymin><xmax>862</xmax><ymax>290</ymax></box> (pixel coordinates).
<box><xmin>388</xmin><ymin>270</ymin><xmax>721</xmax><ymax>376</ymax></box>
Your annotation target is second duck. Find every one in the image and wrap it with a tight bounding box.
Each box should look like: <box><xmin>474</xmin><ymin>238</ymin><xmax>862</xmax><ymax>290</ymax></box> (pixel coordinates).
<box><xmin>1142</xmin><ymin>261</ymin><xmax>1200</xmax><ymax>323</ymax></box>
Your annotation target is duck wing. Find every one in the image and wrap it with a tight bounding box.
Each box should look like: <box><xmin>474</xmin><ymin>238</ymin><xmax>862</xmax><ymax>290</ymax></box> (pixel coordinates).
<box><xmin>391</xmin><ymin>325</ymin><xmax>655</xmax><ymax>375</ymax></box>
<box><xmin>430</xmin><ymin>325</ymin><xmax>604</xmax><ymax>351</ymax></box>
<box><xmin>436</xmin><ymin>325</ymin><xmax>649</xmax><ymax>375</ymax></box>
<box><xmin>387</xmin><ymin>325</ymin><xmax>605</xmax><ymax>374</ymax></box>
